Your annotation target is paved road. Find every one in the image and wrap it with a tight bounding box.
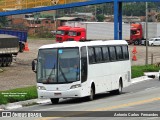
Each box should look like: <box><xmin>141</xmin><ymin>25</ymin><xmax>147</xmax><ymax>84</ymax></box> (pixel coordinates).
<box><xmin>0</xmin><ymin>79</ymin><xmax>160</xmax><ymax>120</ymax></box>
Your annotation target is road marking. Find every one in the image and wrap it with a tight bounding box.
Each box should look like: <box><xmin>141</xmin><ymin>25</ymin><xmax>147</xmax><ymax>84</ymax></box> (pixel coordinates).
<box><xmin>144</xmin><ymin>87</ymin><xmax>156</xmax><ymax>91</ymax></box>
<box><xmin>92</xmin><ymin>97</ymin><xmax>160</xmax><ymax>111</ymax></box>
<box><xmin>34</xmin><ymin>97</ymin><xmax>160</xmax><ymax>120</ymax></box>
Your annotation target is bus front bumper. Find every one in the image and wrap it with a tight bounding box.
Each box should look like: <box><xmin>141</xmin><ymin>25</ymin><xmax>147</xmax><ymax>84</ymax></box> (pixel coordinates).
<box><xmin>38</xmin><ymin>88</ymin><xmax>82</xmax><ymax>99</ymax></box>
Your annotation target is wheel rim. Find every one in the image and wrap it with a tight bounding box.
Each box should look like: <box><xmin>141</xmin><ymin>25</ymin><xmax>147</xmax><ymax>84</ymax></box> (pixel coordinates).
<box><xmin>90</xmin><ymin>88</ymin><xmax>94</xmax><ymax>100</ymax></box>
<box><xmin>119</xmin><ymin>83</ymin><xmax>122</xmax><ymax>93</ymax></box>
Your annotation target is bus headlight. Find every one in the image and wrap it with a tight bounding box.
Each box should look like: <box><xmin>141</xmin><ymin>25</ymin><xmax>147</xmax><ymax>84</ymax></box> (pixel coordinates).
<box><xmin>37</xmin><ymin>86</ymin><xmax>46</xmax><ymax>90</ymax></box>
<box><xmin>70</xmin><ymin>84</ymin><xmax>81</xmax><ymax>89</ymax></box>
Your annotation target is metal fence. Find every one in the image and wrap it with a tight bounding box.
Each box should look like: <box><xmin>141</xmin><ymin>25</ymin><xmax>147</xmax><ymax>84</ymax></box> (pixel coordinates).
<box><xmin>149</xmin><ymin>53</ymin><xmax>160</xmax><ymax>65</ymax></box>
<box><xmin>0</xmin><ymin>0</ymin><xmax>87</xmax><ymax>11</ymax></box>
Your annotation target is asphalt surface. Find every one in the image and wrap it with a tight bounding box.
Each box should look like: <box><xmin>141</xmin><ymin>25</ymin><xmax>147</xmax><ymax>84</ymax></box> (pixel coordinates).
<box><xmin>0</xmin><ymin>78</ymin><xmax>160</xmax><ymax>120</ymax></box>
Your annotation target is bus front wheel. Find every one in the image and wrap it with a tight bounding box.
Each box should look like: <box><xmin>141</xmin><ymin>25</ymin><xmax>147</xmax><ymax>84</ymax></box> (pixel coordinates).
<box><xmin>50</xmin><ymin>98</ymin><xmax>59</xmax><ymax>104</ymax></box>
<box><xmin>87</xmin><ymin>85</ymin><xmax>95</xmax><ymax>101</ymax></box>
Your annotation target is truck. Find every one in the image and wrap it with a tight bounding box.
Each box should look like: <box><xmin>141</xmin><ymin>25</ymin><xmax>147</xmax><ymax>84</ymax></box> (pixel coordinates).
<box><xmin>0</xmin><ymin>34</ymin><xmax>19</xmax><ymax>67</ymax></box>
<box><xmin>130</xmin><ymin>22</ymin><xmax>160</xmax><ymax>45</ymax></box>
<box><xmin>0</xmin><ymin>29</ymin><xmax>28</xmax><ymax>52</ymax></box>
<box><xmin>56</xmin><ymin>26</ymin><xmax>71</xmax><ymax>42</ymax></box>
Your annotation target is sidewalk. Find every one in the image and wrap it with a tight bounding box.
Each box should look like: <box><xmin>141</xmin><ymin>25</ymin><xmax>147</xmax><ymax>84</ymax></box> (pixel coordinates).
<box><xmin>0</xmin><ymin>73</ymin><xmax>159</xmax><ymax>111</ymax></box>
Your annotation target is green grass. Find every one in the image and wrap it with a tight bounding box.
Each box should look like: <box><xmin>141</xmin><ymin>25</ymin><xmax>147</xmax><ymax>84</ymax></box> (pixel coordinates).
<box><xmin>131</xmin><ymin>65</ymin><xmax>160</xmax><ymax>78</ymax></box>
<box><xmin>0</xmin><ymin>86</ymin><xmax>37</xmax><ymax>105</ymax></box>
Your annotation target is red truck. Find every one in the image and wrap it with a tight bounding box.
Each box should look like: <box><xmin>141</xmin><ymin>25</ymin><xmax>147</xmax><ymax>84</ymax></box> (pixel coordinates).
<box><xmin>130</xmin><ymin>23</ymin><xmax>143</xmax><ymax>45</ymax></box>
<box><xmin>67</xmin><ymin>27</ymin><xmax>86</xmax><ymax>41</ymax></box>
<box><xmin>56</xmin><ymin>26</ymin><xmax>71</xmax><ymax>42</ymax></box>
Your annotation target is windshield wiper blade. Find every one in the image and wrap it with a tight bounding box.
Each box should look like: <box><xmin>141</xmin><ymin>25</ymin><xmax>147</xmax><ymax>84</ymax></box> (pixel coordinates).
<box><xmin>47</xmin><ymin>64</ymin><xmax>55</xmax><ymax>80</ymax></box>
<box><xmin>59</xmin><ymin>64</ymin><xmax>68</xmax><ymax>82</ymax></box>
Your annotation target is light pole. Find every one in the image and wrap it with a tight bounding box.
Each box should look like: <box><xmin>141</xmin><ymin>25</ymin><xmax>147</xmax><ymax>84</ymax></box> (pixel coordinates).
<box><xmin>145</xmin><ymin>2</ymin><xmax>148</xmax><ymax>65</ymax></box>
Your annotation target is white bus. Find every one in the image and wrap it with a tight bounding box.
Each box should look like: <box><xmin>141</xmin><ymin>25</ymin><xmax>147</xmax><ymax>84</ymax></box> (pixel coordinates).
<box><xmin>32</xmin><ymin>40</ymin><xmax>131</xmax><ymax>104</ymax></box>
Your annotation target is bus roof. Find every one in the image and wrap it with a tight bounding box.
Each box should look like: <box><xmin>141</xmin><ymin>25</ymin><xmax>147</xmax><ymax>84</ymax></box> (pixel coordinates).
<box><xmin>39</xmin><ymin>40</ymin><xmax>128</xmax><ymax>50</ymax></box>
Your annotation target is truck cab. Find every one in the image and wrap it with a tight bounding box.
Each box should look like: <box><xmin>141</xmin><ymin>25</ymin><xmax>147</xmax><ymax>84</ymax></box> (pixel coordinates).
<box><xmin>56</xmin><ymin>26</ymin><xmax>71</xmax><ymax>42</ymax></box>
<box><xmin>130</xmin><ymin>23</ymin><xmax>143</xmax><ymax>45</ymax></box>
<box><xmin>67</xmin><ymin>27</ymin><xmax>86</xmax><ymax>41</ymax></box>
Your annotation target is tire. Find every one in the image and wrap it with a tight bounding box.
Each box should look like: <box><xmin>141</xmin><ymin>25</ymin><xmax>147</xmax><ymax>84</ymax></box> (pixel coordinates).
<box><xmin>151</xmin><ymin>43</ymin><xmax>154</xmax><ymax>46</ymax></box>
<box><xmin>159</xmin><ymin>76</ymin><xmax>160</xmax><ymax>81</ymax></box>
<box><xmin>0</xmin><ymin>58</ymin><xmax>2</xmax><ymax>67</ymax></box>
<box><xmin>50</xmin><ymin>98</ymin><xmax>59</xmax><ymax>104</ymax></box>
<box><xmin>2</xmin><ymin>57</ymin><xmax>7</xmax><ymax>67</ymax></box>
<box><xmin>8</xmin><ymin>57</ymin><xmax>12</xmax><ymax>66</ymax></box>
<box><xmin>6</xmin><ymin>57</ymin><xmax>9</xmax><ymax>66</ymax></box>
<box><xmin>134</xmin><ymin>40</ymin><xmax>139</xmax><ymax>45</ymax></box>
<box><xmin>87</xmin><ymin>86</ymin><xmax>94</xmax><ymax>101</ymax></box>
<box><xmin>110</xmin><ymin>81</ymin><xmax>123</xmax><ymax>95</ymax></box>
<box><xmin>19</xmin><ymin>43</ymin><xmax>25</xmax><ymax>52</ymax></box>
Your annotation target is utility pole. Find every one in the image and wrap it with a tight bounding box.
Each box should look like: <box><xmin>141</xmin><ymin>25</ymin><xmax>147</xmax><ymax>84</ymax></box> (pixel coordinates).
<box><xmin>145</xmin><ymin>2</ymin><xmax>148</xmax><ymax>65</ymax></box>
<box><xmin>95</xmin><ymin>5</ymin><xmax>97</xmax><ymax>21</ymax></box>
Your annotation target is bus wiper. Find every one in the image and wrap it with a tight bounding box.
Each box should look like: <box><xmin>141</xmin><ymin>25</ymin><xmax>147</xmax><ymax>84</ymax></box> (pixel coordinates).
<box><xmin>47</xmin><ymin>64</ymin><xmax>55</xmax><ymax>81</ymax></box>
<box><xmin>59</xmin><ymin>64</ymin><xmax>68</xmax><ymax>82</ymax></box>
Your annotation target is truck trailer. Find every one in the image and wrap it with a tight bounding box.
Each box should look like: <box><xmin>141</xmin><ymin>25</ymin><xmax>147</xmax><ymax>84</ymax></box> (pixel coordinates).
<box><xmin>0</xmin><ymin>29</ymin><xmax>28</xmax><ymax>52</ymax></box>
<box><xmin>0</xmin><ymin>34</ymin><xmax>19</xmax><ymax>67</ymax></box>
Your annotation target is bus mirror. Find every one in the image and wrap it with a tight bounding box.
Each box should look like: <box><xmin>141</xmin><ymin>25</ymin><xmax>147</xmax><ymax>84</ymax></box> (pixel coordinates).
<box><xmin>32</xmin><ymin>59</ymin><xmax>37</xmax><ymax>73</ymax></box>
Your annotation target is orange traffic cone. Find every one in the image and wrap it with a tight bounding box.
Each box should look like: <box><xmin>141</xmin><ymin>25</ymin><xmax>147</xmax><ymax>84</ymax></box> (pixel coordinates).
<box><xmin>132</xmin><ymin>46</ymin><xmax>137</xmax><ymax>54</ymax></box>
<box><xmin>24</xmin><ymin>42</ymin><xmax>29</xmax><ymax>51</ymax></box>
<box><xmin>132</xmin><ymin>54</ymin><xmax>137</xmax><ymax>61</ymax></box>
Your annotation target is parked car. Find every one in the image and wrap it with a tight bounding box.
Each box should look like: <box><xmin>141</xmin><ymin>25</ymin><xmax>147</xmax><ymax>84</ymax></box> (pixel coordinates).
<box><xmin>148</xmin><ymin>38</ymin><xmax>160</xmax><ymax>46</ymax></box>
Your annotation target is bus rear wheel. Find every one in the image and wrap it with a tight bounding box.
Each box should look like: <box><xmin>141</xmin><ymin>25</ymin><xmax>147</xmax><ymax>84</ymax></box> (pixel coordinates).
<box><xmin>110</xmin><ymin>80</ymin><xmax>123</xmax><ymax>95</ymax></box>
<box><xmin>50</xmin><ymin>98</ymin><xmax>59</xmax><ymax>104</ymax></box>
<box><xmin>115</xmin><ymin>81</ymin><xmax>123</xmax><ymax>94</ymax></box>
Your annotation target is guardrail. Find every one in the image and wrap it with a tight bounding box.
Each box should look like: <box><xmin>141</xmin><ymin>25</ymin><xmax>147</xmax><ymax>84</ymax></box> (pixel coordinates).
<box><xmin>149</xmin><ymin>53</ymin><xmax>160</xmax><ymax>65</ymax></box>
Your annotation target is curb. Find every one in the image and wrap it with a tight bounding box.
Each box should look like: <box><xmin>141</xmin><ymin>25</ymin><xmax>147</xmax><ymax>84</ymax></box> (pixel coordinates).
<box><xmin>0</xmin><ymin>99</ymin><xmax>51</xmax><ymax>111</ymax></box>
<box><xmin>131</xmin><ymin>76</ymin><xmax>152</xmax><ymax>84</ymax></box>
<box><xmin>1</xmin><ymin>72</ymin><xmax>159</xmax><ymax>111</ymax></box>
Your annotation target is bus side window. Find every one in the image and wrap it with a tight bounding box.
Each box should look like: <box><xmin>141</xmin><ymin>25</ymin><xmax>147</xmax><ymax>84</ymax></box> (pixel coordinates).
<box><xmin>88</xmin><ymin>47</ymin><xmax>96</xmax><ymax>64</ymax></box>
<box><xmin>109</xmin><ymin>46</ymin><xmax>117</xmax><ymax>61</ymax></box>
<box><xmin>116</xmin><ymin>46</ymin><xmax>123</xmax><ymax>60</ymax></box>
<box><xmin>81</xmin><ymin>46</ymin><xmax>88</xmax><ymax>83</ymax></box>
<box><xmin>102</xmin><ymin>46</ymin><xmax>110</xmax><ymax>62</ymax></box>
<box><xmin>122</xmin><ymin>46</ymin><xmax>129</xmax><ymax>60</ymax></box>
<box><xmin>95</xmin><ymin>47</ymin><xmax>103</xmax><ymax>62</ymax></box>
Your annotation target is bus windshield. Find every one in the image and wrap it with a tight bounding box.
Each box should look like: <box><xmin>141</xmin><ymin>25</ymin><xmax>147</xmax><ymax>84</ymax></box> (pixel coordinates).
<box><xmin>37</xmin><ymin>48</ymin><xmax>80</xmax><ymax>84</ymax></box>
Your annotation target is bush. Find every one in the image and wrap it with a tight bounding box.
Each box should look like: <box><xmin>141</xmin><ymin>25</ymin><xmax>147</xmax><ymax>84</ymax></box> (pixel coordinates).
<box><xmin>131</xmin><ymin>65</ymin><xmax>160</xmax><ymax>78</ymax></box>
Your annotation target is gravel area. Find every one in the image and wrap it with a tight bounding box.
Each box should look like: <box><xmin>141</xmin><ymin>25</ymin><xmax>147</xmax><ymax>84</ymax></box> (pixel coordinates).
<box><xmin>0</xmin><ymin>40</ymin><xmax>160</xmax><ymax>91</ymax></box>
<box><xmin>0</xmin><ymin>39</ymin><xmax>54</xmax><ymax>91</ymax></box>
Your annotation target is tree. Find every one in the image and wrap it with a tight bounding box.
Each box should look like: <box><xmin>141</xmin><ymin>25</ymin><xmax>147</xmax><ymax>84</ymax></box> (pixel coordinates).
<box><xmin>0</xmin><ymin>16</ymin><xmax>8</xmax><ymax>27</ymax></box>
<box><xmin>96</xmin><ymin>14</ymin><xmax>105</xmax><ymax>22</ymax></box>
<box><xmin>157</xmin><ymin>13</ymin><xmax>160</xmax><ymax>22</ymax></box>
